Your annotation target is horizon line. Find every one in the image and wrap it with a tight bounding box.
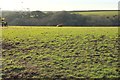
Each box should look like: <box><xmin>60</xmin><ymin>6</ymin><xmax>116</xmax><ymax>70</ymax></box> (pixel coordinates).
<box><xmin>0</xmin><ymin>9</ymin><xmax>119</xmax><ymax>12</ymax></box>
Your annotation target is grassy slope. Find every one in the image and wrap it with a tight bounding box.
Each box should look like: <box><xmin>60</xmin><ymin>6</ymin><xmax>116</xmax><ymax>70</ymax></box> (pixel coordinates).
<box><xmin>72</xmin><ymin>11</ymin><xmax>118</xmax><ymax>16</ymax></box>
<box><xmin>2</xmin><ymin>26</ymin><xmax>119</xmax><ymax>79</ymax></box>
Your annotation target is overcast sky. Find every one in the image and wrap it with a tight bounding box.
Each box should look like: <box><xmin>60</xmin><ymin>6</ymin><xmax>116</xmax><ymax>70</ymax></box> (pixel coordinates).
<box><xmin>0</xmin><ymin>0</ymin><xmax>119</xmax><ymax>11</ymax></box>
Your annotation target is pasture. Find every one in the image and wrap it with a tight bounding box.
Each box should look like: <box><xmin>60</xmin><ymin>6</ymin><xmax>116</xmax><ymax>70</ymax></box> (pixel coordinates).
<box><xmin>1</xmin><ymin>26</ymin><xmax>119</xmax><ymax>79</ymax></box>
<box><xmin>72</xmin><ymin>11</ymin><xmax>118</xmax><ymax>16</ymax></box>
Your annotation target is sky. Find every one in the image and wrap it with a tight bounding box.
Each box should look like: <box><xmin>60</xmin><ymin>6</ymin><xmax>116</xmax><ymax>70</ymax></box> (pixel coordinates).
<box><xmin>0</xmin><ymin>0</ymin><xmax>119</xmax><ymax>11</ymax></box>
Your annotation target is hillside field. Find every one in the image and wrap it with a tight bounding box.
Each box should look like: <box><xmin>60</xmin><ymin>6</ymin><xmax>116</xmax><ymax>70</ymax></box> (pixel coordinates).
<box><xmin>72</xmin><ymin>11</ymin><xmax>118</xmax><ymax>16</ymax></box>
<box><xmin>1</xmin><ymin>26</ymin><xmax>119</xmax><ymax>79</ymax></box>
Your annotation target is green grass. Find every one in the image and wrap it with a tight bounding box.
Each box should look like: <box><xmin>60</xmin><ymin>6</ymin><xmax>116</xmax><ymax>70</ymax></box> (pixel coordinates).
<box><xmin>72</xmin><ymin>11</ymin><xmax>118</xmax><ymax>16</ymax></box>
<box><xmin>2</xmin><ymin>26</ymin><xmax>119</xmax><ymax>79</ymax></box>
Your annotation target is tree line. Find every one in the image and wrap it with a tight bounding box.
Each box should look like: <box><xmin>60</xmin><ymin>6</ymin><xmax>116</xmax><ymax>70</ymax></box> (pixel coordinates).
<box><xmin>2</xmin><ymin>11</ymin><xmax>118</xmax><ymax>26</ymax></box>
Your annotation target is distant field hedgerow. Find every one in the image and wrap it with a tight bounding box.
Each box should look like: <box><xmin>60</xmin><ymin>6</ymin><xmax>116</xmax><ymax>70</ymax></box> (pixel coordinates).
<box><xmin>3</xmin><ymin>11</ymin><xmax>118</xmax><ymax>26</ymax></box>
<box><xmin>2</xmin><ymin>26</ymin><xmax>120</xmax><ymax>79</ymax></box>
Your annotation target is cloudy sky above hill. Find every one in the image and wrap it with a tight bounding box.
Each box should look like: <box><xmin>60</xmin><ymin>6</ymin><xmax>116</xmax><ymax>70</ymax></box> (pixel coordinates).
<box><xmin>0</xmin><ymin>0</ymin><xmax>119</xmax><ymax>11</ymax></box>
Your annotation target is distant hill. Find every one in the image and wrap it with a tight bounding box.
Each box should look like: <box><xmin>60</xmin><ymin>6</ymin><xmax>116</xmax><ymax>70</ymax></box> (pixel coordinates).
<box><xmin>1</xmin><ymin>10</ymin><xmax>119</xmax><ymax>26</ymax></box>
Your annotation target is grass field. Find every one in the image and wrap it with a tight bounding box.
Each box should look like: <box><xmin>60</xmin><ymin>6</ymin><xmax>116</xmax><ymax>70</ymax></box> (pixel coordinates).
<box><xmin>72</xmin><ymin>11</ymin><xmax>118</xmax><ymax>16</ymax></box>
<box><xmin>1</xmin><ymin>26</ymin><xmax>119</xmax><ymax>79</ymax></box>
